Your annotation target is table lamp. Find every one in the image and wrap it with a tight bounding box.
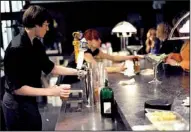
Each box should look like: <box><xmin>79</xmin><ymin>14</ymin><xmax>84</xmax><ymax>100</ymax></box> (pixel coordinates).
<box><xmin>112</xmin><ymin>21</ymin><xmax>137</xmax><ymax>52</ymax></box>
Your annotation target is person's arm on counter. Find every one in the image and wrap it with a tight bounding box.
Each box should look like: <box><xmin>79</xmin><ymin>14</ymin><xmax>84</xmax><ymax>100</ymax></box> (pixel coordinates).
<box><xmin>84</xmin><ymin>51</ymin><xmax>128</xmax><ymax>73</ymax></box>
<box><xmin>166</xmin><ymin>53</ymin><xmax>182</xmax><ymax>62</ymax></box>
<box><xmin>166</xmin><ymin>58</ymin><xmax>189</xmax><ymax>71</ymax></box>
<box><xmin>165</xmin><ymin>40</ymin><xmax>190</xmax><ymax>71</ymax></box>
<box><xmin>99</xmin><ymin>50</ymin><xmax>138</xmax><ymax>62</ymax></box>
<box><xmin>84</xmin><ymin>50</ymin><xmax>141</xmax><ymax>64</ymax></box>
<box><xmin>84</xmin><ymin>53</ymin><xmax>97</xmax><ymax>64</ymax></box>
<box><xmin>105</xmin><ymin>65</ymin><xmax>127</xmax><ymax>73</ymax></box>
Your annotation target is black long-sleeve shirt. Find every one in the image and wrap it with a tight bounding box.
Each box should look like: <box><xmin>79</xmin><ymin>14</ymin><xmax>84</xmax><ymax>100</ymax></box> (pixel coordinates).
<box><xmin>4</xmin><ymin>30</ymin><xmax>54</xmax><ymax>103</ymax></box>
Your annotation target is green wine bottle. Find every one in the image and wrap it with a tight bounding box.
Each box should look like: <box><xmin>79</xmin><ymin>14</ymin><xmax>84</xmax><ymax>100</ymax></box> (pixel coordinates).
<box><xmin>100</xmin><ymin>80</ymin><xmax>114</xmax><ymax>118</ymax></box>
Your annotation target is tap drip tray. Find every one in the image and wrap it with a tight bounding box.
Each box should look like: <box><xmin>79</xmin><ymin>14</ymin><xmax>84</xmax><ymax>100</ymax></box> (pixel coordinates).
<box><xmin>65</xmin><ymin>100</ymin><xmax>83</xmax><ymax>113</ymax></box>
<box><xmin>63</xmin><ymin>89</ymin><xmax>84</xmax><ymax>113</ymax></box>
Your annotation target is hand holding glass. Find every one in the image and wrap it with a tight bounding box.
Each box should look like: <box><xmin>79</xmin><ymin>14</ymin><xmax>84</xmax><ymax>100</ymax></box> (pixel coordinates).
<box><xmin>59</xmin><ymin>84</ymin><xmax>71</xmax><ymax>100</ymax></box>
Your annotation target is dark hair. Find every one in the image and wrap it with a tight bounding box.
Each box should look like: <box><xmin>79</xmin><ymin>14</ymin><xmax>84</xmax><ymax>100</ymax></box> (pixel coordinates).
<box><xmin>22</xmin><ymin>5</ymin><xmax>52</xmax><ymax>28</ymax></box>
<box><xmin>84</xmin><ymin>29</ymin><xmax>100</xmax><ymax>41</ymax></box>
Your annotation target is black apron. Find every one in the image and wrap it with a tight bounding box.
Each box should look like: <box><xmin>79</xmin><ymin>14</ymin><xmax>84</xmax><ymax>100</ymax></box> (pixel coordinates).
<box><xmin>2</xmin><ymin>91</ymin><xmax>42</xmax><ymax>131</ymax></box>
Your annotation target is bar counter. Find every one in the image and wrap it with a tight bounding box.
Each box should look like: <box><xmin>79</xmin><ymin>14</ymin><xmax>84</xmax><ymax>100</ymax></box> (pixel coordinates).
<box><xmin>55</xmin><ymin>59</ymin><xmax>190</xmax><ymax>131</ymax></box>
<box><xmin>108</xmin><ymin>65</ymin><xmax>190</xmax><ymax>129</ymax></box>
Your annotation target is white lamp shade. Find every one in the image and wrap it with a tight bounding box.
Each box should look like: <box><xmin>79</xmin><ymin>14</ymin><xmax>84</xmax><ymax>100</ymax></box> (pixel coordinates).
<box><xmin>179</xmin><ymin>19</ymin><xmax>189</xmax><ymax>33</ymax></box>
<box><xmin>112</xmin><ymin>21</ymin><xmax>137</xmax><ymax>33</ymax></box>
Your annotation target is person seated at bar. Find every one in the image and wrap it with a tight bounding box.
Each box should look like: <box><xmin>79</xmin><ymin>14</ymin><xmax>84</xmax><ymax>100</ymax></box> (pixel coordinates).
<box><xmin>165</xmin><ymin>40</ymin><xmax>190</xmax><ymax>72</ymax></box>
<box><xmin>83</xmin><ymin>29</ymin><xmax>142</xmax><ymax>72</ymax></box>
<box><xmin>145</xmin><ymin>28</ymin><xmax>160</xmax><ymax>54</ymax></box>
<box><xmin>157</xmin><ymin>22</ymin><xmax>184</xmax><ymax>55</ymax></box>
<box><xmin>156</xmin><ymin>22</ymin><xmax>173</xmax><ymax>54</ymax></box>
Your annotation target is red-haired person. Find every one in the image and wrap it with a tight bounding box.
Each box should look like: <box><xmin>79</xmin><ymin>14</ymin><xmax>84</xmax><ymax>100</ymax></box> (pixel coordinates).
<box><xmin>83</xmin><ymin>29</ymin><xmax>142</xmax><ymax>73</ymax></box>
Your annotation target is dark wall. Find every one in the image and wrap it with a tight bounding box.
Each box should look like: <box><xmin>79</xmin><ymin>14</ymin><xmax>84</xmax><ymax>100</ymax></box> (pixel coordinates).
<box><xmin>163</xmin><ymin>1</ymin><xmax>190</xmax><ymax>25</ymax></box>
<box><xmin>13</xmin><ymin>1</ymin><xmax>190</xmax><ymax>55</ymax></box>
<box><xmin>33</xmin><ymin>1</ymin><xmax>154</xmax><ymax>54</ymax></box>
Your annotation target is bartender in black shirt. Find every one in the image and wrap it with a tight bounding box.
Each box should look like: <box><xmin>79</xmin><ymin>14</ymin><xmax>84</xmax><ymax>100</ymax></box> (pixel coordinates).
<box><xmin>2</xmin><ymin>5</ymin><xmax>85</xmax><ymax>131</ymax></box>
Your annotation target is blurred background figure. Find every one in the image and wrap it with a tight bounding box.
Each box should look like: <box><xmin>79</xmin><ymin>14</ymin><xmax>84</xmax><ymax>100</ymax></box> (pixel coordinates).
<box><xmin>145</xmin><ymin>28</ymin><xmax>160</xmax><ymax>54</ymax></box>
<box><xmin>156</xmin><ymin>22</ymin><xmax>171</xmax><ymax>43</ymax></box>
<box><xmin>156</xmin><ymin>22</ymin><xmax>173</xmax><ymax>54</ymax></box>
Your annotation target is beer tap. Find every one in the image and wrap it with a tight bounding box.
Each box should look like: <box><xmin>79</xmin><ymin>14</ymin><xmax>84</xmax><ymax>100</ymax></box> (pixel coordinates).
<box><xmin>75</xmin><ymin>38</ymin><xmax>95</xmax><ymax>107</ymax></box>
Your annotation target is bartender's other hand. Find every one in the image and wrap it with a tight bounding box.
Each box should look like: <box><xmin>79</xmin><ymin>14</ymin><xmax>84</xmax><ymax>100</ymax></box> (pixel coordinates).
<box><xmin>51</xmin><ymin>84</ymin><xmax>71</xmax><ymax>97</ymax></box>
<box><xmin>165</xmin><ymin>58</ymin><xmax>177</xmax><ymax>66</ymax></box>
<box><xmin>59</xmin><ymin>84</ymin><xmax>71</xmax><ymax>98</ymax></box>
<box><xmin>77</xmin><ymin>70</ymin><xmax>87</xmax><ymax>79</ymax></box>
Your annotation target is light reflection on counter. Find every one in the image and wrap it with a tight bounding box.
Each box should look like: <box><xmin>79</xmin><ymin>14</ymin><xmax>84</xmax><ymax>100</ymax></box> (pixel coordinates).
<box><xmin>122</xmin><ymin>84</ymin><xmax>138</xmax><ymax>97</ymax></box>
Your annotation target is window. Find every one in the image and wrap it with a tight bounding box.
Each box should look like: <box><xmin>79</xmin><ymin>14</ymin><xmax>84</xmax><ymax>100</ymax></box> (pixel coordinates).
<box><xmin>1</xmin><ymin>1</ymin><xmax>10</xmax><ymax>13</ymax></box>
<box><xmin>11</xmin><ymin>1</ymin><xmax>23</xmax><ymax>12</ymax></box>
<box><xmin>1</xmin><ymin>20</ymin><xmax>12</xmax><ymax>50</ymax></box>
<box><xmin>1</xmin><ymin>1</ymin><xmax>25</xmax><ymax>50</ymax></box>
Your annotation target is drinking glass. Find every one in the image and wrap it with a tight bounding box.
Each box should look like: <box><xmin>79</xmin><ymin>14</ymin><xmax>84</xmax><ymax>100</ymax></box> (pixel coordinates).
<box><xmin>148</xmin><ymin>61</ymin><xmax>161</xmax><ymax>84</ymax></box>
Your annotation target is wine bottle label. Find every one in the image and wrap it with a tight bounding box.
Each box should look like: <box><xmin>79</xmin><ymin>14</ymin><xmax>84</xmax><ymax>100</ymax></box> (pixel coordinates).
<box><xmin>104</xmin><ymin>102</ymin><xmax>111</xmax><ymax>114</ymax></box>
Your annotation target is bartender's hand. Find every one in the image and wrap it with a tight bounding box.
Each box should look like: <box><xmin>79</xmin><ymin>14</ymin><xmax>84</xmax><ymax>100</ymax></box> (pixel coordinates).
<box><xmin>50</xmin><ymin>84</ymin><xmax>71</xmax><ymax>97</ymax></box>
<box><xmin>134</xmin><ymin>55</ymin><xmax>145</xmax><ymax>59</ymax></box>
<box><xmin>77</xmin><ymin>70</ymin><xmax>87</xmax><ymax>79</ymax></box>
